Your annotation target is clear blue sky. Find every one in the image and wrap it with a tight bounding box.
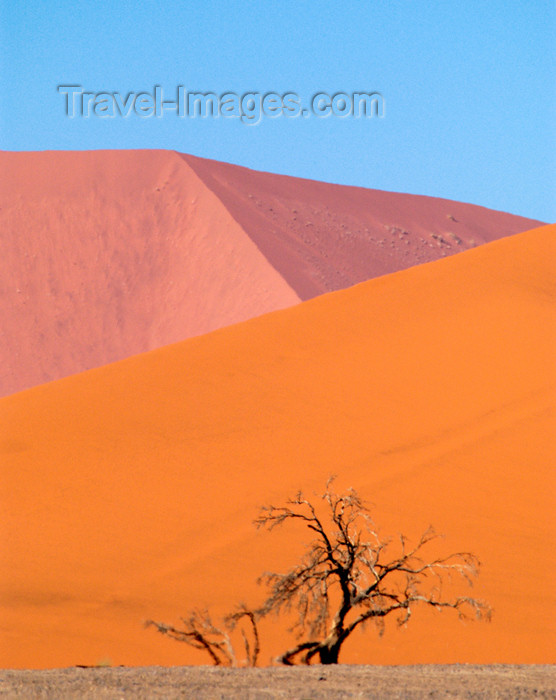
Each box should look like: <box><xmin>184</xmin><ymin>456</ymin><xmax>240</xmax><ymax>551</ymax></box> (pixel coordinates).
<box><xmin>1</xmin><ymin>0</ymin><xmax>554</xmax><ymax>221</ymax></box>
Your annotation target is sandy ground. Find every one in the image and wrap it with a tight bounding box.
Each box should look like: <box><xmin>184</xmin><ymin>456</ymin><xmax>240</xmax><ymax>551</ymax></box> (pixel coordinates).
<box><xmin>0</xmin><ymin>665</ymin><xmax>554</xmax><ymax>699</ymax></box>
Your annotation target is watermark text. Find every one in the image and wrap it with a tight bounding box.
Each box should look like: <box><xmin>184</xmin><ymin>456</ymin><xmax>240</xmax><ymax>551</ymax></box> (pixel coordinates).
<box><xmin>57</xmin><ymin>86</ymin><xmax>385</xmax><ymax>124</ymax></box>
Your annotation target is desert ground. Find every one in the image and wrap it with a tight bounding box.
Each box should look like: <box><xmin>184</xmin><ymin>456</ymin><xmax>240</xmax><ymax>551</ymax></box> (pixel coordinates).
<box><xmin>0</xmin><ymin>665</ymin><xmax>554</xmax><ymax>699</ymax></box>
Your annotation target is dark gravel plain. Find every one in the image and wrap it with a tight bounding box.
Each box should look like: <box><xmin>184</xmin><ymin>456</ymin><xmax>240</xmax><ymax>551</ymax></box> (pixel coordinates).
<box><xmin>0</xmin><ymin>664</ymin><xmax>554</xmax><ymax>699</ymax></box>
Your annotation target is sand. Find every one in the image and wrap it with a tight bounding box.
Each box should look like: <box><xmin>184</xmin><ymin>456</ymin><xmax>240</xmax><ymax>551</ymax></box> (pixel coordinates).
<box><xmin>1</xmin><ymin>665</ymin><xmax>554</xmax><ymax>699</ymax></box>
<box><xmin>1</xmin><ymin>224</ymin><xmax>554</xmax><ymax>668</ymax></box>
<box><xmin>0</xmin><ymin>150</ymin><xmax>542</xmax><ymax>396</ymax></box>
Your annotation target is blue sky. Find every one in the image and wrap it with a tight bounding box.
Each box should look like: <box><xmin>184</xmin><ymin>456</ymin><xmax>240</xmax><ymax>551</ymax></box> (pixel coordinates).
<box><xmin>1</xmin><ymin>0</ymin><xmax>554</xmax><ymax>221</ymax></box>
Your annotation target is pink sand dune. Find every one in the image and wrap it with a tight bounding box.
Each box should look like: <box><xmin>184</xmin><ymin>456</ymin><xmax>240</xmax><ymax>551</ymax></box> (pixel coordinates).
<box><xmin>183</xmin><ymin>153</ymin><xmax>544</xmax><ymax>300</ymax></box>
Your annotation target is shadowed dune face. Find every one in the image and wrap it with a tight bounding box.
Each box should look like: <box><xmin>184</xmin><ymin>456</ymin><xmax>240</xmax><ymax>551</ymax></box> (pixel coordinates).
<box><xmin>1</xmin><ymin>225</ymin><xmax>554</xmax><ymax>668</ymax></box>
<box><xmin>182</xmin><ymin>153</ymin><xmax>544</xmax><ymax>299</ymax></box>
<box><xmin>0</xmin><ymin>150</ymin><xmax>543</xmax><ymax>397</ymax></box>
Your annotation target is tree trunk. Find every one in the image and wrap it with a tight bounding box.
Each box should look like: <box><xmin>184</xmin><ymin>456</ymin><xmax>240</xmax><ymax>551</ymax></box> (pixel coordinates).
<box><xmin>317</xmin><ymin>639</ymin><xmax>342</xmax><ymax>664</ymax></box>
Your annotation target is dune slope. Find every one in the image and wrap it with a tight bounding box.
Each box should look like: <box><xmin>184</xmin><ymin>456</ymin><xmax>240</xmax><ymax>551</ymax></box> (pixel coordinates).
<box><xmin>0</xmin><ymin>150</ymin><xmax>542</xmax><ymax>397</ymax></box>
<box><xmin>0</xmin><ymin>150</ymin><xmax>300</xmax><ymax>398</ymax></box>
<box><xmin>183</xmin><ymin>152</ymin><xmax>544</xmax><ymax>299</ymax></box>
<box><xmin>1</xmin><ymin>224</ymin><xmax>555</xmax><ymax>668</ymax></box>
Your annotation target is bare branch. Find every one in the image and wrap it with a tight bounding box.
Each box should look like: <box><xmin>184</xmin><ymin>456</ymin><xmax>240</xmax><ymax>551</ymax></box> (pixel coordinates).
<box><xmin>276</xmin><ymin>640</ymin><xmax>320</xmax><ymax>665</ymax></box>
<box><xmin>145</xmin><ymin>611</ymin><xmax>233</xmax><ymax>666</ymax></box>
<box><xmin>225</xmin><ymin>604</ymin><xmax>261</xmax><ymax>667</ymax></box>
<box><xmin>146</xmin><ymin>605</ymin><xmax>262</xmax><ymax>667</ymax></box>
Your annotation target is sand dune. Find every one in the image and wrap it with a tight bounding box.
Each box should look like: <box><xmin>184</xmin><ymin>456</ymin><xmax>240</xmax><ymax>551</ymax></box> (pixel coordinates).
<box><xmin>183</xmin><ymin>153</ymin><xmax>544</xmax><ymax>299</ymax></box>
<box><xmin>0</xmin><ymin>150</ymin><xmax>299</xmax><ymax>398</ymax></box>
<box><xmin>1</xmin><ymin>224</ymin><xmax>554</xmax><ymax>668</ymax></box>
<box><xmin>0</xmin><ymin>150</ymin><xmax>542</xmax><ymax>397</ymax></box>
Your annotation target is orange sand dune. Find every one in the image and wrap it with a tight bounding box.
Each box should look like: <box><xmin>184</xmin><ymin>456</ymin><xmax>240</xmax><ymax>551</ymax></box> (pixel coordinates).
<box><xmin>1</xmin><ymin>224</ymin><xmax>555</xmax><ymax>668</ymax></box>
<box><xmin>0</xmin><ymin>150</ymin><xmax>542</xmax><ymax>397</ymax></box>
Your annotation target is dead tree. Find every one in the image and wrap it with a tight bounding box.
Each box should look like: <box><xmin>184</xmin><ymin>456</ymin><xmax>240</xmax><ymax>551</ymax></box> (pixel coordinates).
<box><xmin>145</xmin><ymin>604</ymin><xmax>260</xmax><ymax>667</ymax></box>
<box><xmin>255</xmin><ymin>478</ymin><xmax>491</xmax><ymax>665</ymax></box>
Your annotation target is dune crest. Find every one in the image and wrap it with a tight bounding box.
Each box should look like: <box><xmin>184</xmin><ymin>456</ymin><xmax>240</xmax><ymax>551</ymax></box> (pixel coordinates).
<box><xmin>0</xmin><ymin>149</ymin><xmax>543</xmax><ymax>396</ymax></box>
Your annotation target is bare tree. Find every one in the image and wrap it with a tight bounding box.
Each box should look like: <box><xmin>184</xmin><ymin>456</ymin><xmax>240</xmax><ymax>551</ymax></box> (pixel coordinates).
<box><xmin>255</xmin><ymin>478</ymin><xmax>491</xmax><ymax>665</ymax></box>
<box><xmin>147</xmin><ymin>479</ymin><xmax>490</xmax><ymax>666</ymax></box>
<box><xmin>145</xmin><ymin>604</ymin><xmax>260</xmax><ymax>667</ymax></box>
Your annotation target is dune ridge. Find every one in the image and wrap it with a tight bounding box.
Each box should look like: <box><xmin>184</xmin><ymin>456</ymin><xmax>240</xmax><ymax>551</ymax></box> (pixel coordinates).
<box><xmin>1</xmin><ymin>224</ymin><xmax>554</xmax><ymax>668</ymax></box>
<box><xmin>0</xmin><ymin>149</ymin><xmax>543</xmax><ymax>397</ymax></box>
<box><xmin>182</xmin><ymin>152</ymin><xmax>544</xmax><ymax>299</ymax></box>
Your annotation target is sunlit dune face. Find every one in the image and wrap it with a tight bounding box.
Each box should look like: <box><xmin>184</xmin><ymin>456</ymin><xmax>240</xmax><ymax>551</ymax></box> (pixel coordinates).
<box><xmin>0</xmin><ymin>224</ymin><xmax>554</xmax><ymax>668</ymax></box>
